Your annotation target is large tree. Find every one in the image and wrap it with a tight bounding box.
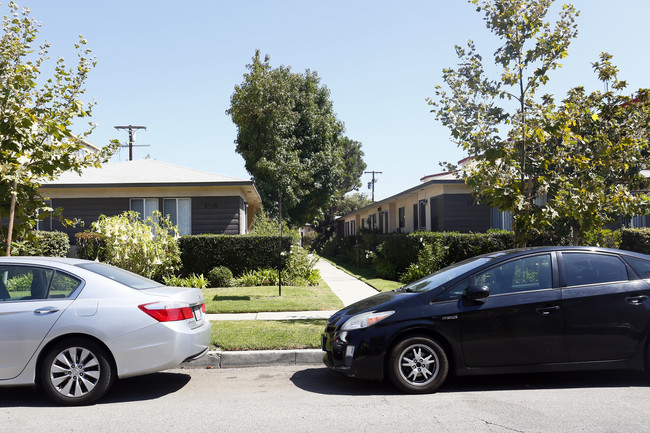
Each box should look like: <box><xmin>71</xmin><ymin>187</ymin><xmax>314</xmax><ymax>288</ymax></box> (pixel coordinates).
<box><xmin>429</xmin><ymin>0</ymin><xmax>579</xmax><ymax>245</ymax></box>
<box><xmin>228</xmin><ymin>51</ymin><xmax>365</xmax><ymax>225</ymax></box>
<box><xmin>0</xmin><ymin>2</ymin><xmax>117</xmax><ymax>255</ymax></box>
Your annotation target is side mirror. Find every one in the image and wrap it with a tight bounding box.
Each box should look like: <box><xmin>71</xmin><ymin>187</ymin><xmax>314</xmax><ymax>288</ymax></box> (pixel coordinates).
<box><xmin>466</xmin><ymin>284</ymin><xmax>490</xmax><ymax>300</ymax></box>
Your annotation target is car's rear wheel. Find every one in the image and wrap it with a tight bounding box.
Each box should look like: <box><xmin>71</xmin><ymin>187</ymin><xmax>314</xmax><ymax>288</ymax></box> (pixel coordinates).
<box><xmin>39</xmin><ymin>338</ymin><xmax>114</xmax><ymax>405</ymax></box>
<box><xmin>388</xmin><ymin>336</ymin><xmax>448</xmax><ymax>393</ymax></box>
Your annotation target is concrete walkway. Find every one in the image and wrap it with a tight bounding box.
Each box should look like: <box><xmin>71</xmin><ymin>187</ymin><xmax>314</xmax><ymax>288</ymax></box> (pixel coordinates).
<box><xmin>205</xmin><ymin>258</ymin><xmax>378</xmax><ymax>322</ymax></box>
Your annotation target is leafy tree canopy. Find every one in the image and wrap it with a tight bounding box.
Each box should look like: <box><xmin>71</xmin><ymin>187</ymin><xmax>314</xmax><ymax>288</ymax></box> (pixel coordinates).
<box><xmin>431</xmin><ymin>0</ymin><xmax>650</xmax><ymax>246</ymax></box>
<box><xmin>0</xmin><ymin>2</ymin><xmax>117</xmax><ymax>253</ymax></box>
<box><xmin>228</xmin><ymin>51</ymin><xmax>365</xmax><ymax>225</ymax></box>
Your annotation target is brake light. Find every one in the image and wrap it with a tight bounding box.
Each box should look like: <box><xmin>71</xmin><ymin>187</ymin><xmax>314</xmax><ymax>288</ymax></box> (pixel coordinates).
<box><xmin>138</xmin><ymin>302</ymin><xmax>194</xmax><ymax>322</ymax></box>
<box><xmin>201</xmin><ymin>303</ymin><xmax>206</xmax><ymax>313</ymax></box>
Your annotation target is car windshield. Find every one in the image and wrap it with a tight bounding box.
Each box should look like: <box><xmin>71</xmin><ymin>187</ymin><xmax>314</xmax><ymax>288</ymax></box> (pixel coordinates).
<box><xmin>399</xmin><ymin>257</ymin><xmax>492</xmax><ymax>293</ymax></box>
<box><xmin>77</xmin><ymin>262</ymin><xmax>163</xmax><ymax>290</ymax></box>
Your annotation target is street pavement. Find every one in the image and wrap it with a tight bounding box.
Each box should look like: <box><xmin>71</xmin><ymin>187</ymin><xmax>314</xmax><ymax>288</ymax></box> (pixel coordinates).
<box><xmin>187</xmin><ymin>258</ymin><xmax>379</xmax><ymax>369</ymax></box>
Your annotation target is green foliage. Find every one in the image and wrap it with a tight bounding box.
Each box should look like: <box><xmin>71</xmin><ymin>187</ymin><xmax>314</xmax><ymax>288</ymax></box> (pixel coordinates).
<box><xmin>250</xmin><ymin>209</ymin><xmax>300</xmax><ymax>244</ymax></box>
<box><xmin>321</xmin><ymin>231</ymin><xmax>515</xmax><ymax>284</ymax></box>
<box><xmin>74</xmin><ymin>232</ymin><xmax>106</xmax><ymax>260</ymax></box>
<box><xmin>301</xmin><ymin>230</ymin><xmax>318</xmax><ymax>251</ymax></box>
<box><xmin>179</xmin><ymin>234</ymin><xmax>292</xmax><ymax>276</ymax></box>
<box><xmin>235</xmin><ymin>268</ymin><xmax>279</xmax><ymax>287</ymax></box>
<box><xmin>399</xmin><ymin>238</ymin><xmax>445</xmax><ymax>283</ymax></box>
<box><xmin>12</xmin><ymin>231</ymin><xmax>69</xmax><ymax>257</ymax></box>
<box><xmin>282</xmin><ymin>245</ymin><xmax>320</xmax><ymax>286</ymax></box>
<box><xmin>429</xmin><ymin>0</ymin><xmax>579</xmax><ymax>246</ymax></box>
<box><xmin>208</xmin><ymin>266</ymin><xmax>234</xmax><ymax>288</ymax></box>
<box><xmin>86</xmin><ymin>211</ymin><xmax>181</xmax><ymax>281</ymax></box>
<box><xmin>373</xmin><ymin>235</ymin><xmax>421</xmax><ymax>280</ymax></box>
<box><xmin>620</xmin><ymin>228</ymin><xmax>650</xmax><ymax>254</ymax></box>
<box><xmin>0</xmin><ymin>3</ymin><xmax>118</xmax><ymax>252</ymax></box>
<box><xmin>5</xmin><ymin>272</ymin><xmax>31</xmax><ymax>293</ymax></box>
<box><xmin>163</xmin><ymin>273</ymin><xmax>208</xmax><ymax>289</ymax></box>
<box><xmin>227</xmin><ymin>50</ymin><xmax>365</xmax><ymax>224</ymax></box>
<box><xmin>232</xmin><ymin>246</ymin><xmax>320</xmax><ymax>287</ymax></box>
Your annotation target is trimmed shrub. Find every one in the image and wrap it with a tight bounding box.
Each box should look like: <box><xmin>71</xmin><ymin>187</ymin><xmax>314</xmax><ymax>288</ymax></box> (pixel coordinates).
<box><xmin>620</xmin><ymin>228</ymin><xmax>650</xmax><ymax>254</ymax></box>
<box><xmin>208</xmin><ymin>266</ymin><xmax>234</xmax><ymax>288</ymax></box>
<box><xmin>75</xmin><ymin>232</ymin><xmax>107</xmax><ymax>260</ymax></box>
<box><xmin>178</xmin><ymin>235</ymin><xmax>292</xmax><ymax>276</ymax></box>
<box><xmin>13</xmin><ymin>231</ymin><xmax>70</xmax><ymax>257</ymax></box>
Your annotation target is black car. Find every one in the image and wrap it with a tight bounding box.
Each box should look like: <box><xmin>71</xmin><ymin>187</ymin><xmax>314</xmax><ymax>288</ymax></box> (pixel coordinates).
<box><xmin>322</xmin><ymin>246</ymin><xmax>650</xmax><ymax>393</ymax></box>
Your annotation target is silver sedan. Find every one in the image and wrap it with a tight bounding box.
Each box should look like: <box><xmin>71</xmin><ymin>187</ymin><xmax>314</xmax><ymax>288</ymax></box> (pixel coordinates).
<box><xmin>0</xmin><ymin>256</ymin><xmax>211</xmax><ymax>405</ymax></box>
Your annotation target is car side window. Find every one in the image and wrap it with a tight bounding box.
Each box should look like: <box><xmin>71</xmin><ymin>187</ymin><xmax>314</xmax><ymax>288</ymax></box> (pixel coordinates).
<box><xmin>0</xmin><ymin>266</ymin><xmax>54</xmax><ymax>301</ymax></box>
<box><xmin>622</xmin><ymin>256</ymin><xmax>650</xmax><ymax>279</ymax></box>
<box><xmin>562</xmin><ymin>253</ymin><xmax>628</xmax><ymax>287</ymax></box>
<box><xmin>49</xmin><ymin>272</ymin><xmax>82</xmax><ymax>298</ymax></box>
<box><xmin>436</xmin><ymin>254</ymin><xmax>552</xmax><ymax>301</ymax></box>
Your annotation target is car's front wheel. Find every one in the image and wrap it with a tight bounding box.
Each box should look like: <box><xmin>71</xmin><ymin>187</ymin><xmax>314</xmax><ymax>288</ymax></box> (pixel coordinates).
<box><xmin>39</xmin><ymin>338</ymin><xmax>114</xmax><ymax>405</ymax></box>
<box><xmin>387</xmin><ymin>336</ymin><xmax>448</xmax><ymax>393</ymax></box>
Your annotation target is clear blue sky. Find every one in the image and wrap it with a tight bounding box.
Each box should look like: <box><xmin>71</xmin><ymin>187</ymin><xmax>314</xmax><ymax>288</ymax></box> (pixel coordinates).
<box><xmin>15</xmin><ymin>0</ymin><xmax>650</xmax><ymax>201</ymax></box>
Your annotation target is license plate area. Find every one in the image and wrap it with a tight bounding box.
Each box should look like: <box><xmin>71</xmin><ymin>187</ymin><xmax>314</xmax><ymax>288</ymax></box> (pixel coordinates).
<box><xmin>192</xmin><ymin>305</ymin><xmax>203</xmax><ymax>321</ymax></box>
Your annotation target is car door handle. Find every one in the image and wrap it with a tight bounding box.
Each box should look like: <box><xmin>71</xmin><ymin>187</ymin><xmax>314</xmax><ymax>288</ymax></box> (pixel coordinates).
<box><xmin>34</xmin><ymin>307</ymin><xmax>60</xmax><ymax>315</ymax></box>
<box><xmin>536</xmin><ymin>306</ymin><xmax>560</xmax><ymax>316</ymax></box>
<box><xmin>626</xmin><ymin>295</ymin><xmax>648</xmax><ymax>305</ymax></box>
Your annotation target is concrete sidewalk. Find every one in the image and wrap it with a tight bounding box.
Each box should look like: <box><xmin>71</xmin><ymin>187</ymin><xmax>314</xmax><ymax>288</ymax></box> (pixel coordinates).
<box><xmin>186</xmin><ymin>258</ymin><xmax>379</xmax><ymax>369</ymax></box>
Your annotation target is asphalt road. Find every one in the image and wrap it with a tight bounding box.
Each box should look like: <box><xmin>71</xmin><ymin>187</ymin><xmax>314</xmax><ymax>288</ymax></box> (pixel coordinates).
<box><xmin>1</xmin><ymin>365</ymin><xmax>648</xmax><ymax>433</ymax></box>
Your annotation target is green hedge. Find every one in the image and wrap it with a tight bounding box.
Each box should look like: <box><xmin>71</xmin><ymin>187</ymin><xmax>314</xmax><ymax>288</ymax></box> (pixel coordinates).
<box><xmin>75</xmin><ymin>232</ymin><xmax>107</xmax><ymax>261</ymax></box>
<box><xmin>619</xmin><ymin>227</ymin><xmax>650</xmax><ymax>254</ymax></box>
<box><xmin>178</xmin><ymin>235</ymin><xmax>293</xmax><ymax>276</ymax></box>
<box><xmin>13</xmin><ymin>231</ymin><xmax>70</xmax><ymax>257</ymax></box>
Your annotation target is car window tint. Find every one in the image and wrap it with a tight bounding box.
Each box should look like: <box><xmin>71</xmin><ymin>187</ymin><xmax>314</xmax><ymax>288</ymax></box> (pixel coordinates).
<box><xmin>623</xmin><ymin>256</ymin><xmax>650</xmax><ymax>279</ymax></box>
<box><xmin>49</xmin><ymin>272</ymin><xmax>82</xmax><ymax>298</ymax></box>
<box><xmin>563</xmin><ymin>253</ymin><xmax>628</xmax><ymax>287</ymax></box>
<box><xmin>437</xmin><ymin>254</ymin><xmax>552</xmax><ymax>300</ymax></box>
<box><xmin>0</xmin><ymin>266</ymin><xmax>54</xmax><ymax>301</ymax></box>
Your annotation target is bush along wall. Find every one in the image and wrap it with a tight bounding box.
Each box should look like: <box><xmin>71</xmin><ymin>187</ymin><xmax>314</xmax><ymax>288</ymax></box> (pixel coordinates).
<box><xmin>13</xmin><ymin>230</ymin><xmax>70</xmax><ymax>257</ymax></box>
<box><xmin>178</xmin><ymin>235</ymin><xmax>293</xmax><ymax>276</ymax></box>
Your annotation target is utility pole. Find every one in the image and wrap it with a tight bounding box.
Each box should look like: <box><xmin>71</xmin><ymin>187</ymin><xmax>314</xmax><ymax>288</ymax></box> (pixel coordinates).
<box><xmin>365</xmin><ymin>170</ymin><xmax>382</xmax><ymax>202</ymax></box>
<box><xmin>114</xmin><ymin>125</ymin><xmax>148</xmax><ymax>160</ymax></box>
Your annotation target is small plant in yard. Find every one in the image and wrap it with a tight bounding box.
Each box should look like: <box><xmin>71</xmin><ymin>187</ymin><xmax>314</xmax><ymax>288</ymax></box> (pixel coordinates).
<box><xmin>208</xmin><ymin>266</ymin><xmax>234</xmax><ymax>287</ymax></box>
<box><xmin>163</xmin><ymin>273</ymin><xmax>208</xmax><ymax>289</ymax></box>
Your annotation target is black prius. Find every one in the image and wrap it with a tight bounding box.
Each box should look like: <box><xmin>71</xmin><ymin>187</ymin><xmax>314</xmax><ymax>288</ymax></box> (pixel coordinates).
<box><xmin>321</xmin><ymin>246</ymin><xmax>650</xmax><ymax>393</ymax></box>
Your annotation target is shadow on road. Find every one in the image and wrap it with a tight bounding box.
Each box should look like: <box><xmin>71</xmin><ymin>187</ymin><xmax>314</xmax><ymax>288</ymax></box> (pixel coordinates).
<box><xmin>0</xmin><ymin>371</ymin><xmax>191</xmax><ymax>407</ymax></box>
<box><xmin>291</xmin><ymin>367</ymin><xmax>648</xmax><ymax>396</ymax></box>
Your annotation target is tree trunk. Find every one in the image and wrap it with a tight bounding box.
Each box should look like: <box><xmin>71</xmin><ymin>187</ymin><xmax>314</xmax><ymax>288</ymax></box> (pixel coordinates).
<box><xmin>5</xmin><ymin>179</ymin><xmax>18</xmax><ymax>256</ymax></box>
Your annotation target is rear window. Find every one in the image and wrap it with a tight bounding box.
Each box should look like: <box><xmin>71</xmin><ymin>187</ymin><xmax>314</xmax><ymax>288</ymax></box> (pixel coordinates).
<box><xmin>77</xmin><ymin>262</ymin><xmax>163</xmax><ymax>290</ymax></box>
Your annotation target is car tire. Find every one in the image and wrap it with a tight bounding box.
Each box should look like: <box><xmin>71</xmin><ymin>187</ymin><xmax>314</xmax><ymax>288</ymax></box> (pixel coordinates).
<box><xmin>387</xmin><ymin>336</ymin><xmax>448</xmax><ymax>394</ymax></box>
<box><xmin>39</xmin><ymin>338</ymin><xmax>114</xmax><ymax>405</ymax></box>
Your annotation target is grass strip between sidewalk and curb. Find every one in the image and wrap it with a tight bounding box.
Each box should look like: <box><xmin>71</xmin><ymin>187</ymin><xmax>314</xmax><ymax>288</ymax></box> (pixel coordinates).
<box><xmin>202</xmin><ymin>280</ymin><xmax>343</xmax><ymax>314</ymax></box>
<box><xmin>211</xmin><ymin>319</ymin><xmax>326</xmax><ymax>351</ymax></box>
<box><xmin>318</xmin><ymin>255</ymin><xmax>403</xmax><ymax>292</ymax></box>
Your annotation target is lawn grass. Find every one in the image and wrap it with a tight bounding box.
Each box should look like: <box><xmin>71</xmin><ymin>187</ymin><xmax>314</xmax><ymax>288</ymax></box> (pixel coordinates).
<box><xmin>320</xmin><ymin>256</ymin><xmax>403</xmax><ymax>292</ymax></box>
<box><xmin>202</xmin><ymin>281</ymin><xmax>343</xmax><ymax>313</ymax></box>
<box><xmin>211</xmin><ymin>319</ymin><xmax>326</xmax><ymax>350</ymax></box>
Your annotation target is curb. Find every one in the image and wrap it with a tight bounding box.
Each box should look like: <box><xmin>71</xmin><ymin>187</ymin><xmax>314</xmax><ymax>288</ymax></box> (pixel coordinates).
<box><xmin>180</xmin><ymin>349</ymin><xmax>324</xmax><ymax>369</ymax></box>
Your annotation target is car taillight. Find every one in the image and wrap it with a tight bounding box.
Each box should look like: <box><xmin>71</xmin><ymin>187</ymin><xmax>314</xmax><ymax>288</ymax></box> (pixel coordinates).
<box><xmin>138</xmin><ymin>302</ymin><xmax>194</xmax><ymax>322</ymax></box>
<box><xmin>201</xmin><ymin>303</ymin><xmax>206</xmax><ymax>313</ymax></box>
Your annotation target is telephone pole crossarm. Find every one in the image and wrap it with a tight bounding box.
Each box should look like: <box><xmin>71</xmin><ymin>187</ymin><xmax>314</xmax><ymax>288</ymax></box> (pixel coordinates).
<box><xmin>364</xmin><ymin>170</ymin><xmax>382</xmax><ymax>202</ymax></box>
<box><xmin>114</xmin><ymin>125</ymin><xmax>147</xmax><ymax>161</ymax></box>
